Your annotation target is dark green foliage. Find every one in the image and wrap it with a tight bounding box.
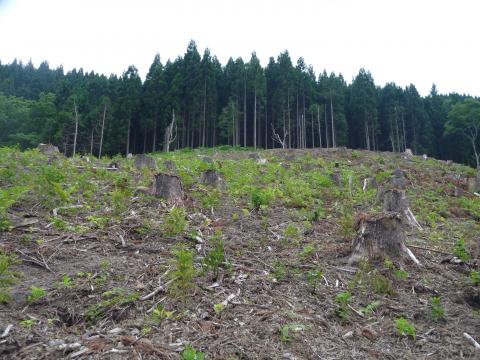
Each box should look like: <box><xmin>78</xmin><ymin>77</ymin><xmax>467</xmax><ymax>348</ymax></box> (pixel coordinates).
<box><xmin>0</xmin><ymin>45</ymin><xmax>477</xmax><ymax>168</ymax></box>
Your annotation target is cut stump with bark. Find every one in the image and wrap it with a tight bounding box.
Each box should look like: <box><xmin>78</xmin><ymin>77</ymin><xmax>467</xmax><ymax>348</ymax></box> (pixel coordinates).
<box><xmin>163</xmin><ymin>160</ymin><xmax>177</xmax><ymax>174</ymax></box>
<box><xmin>134</xmin><ymin>154</ymin><xmax>157</xmax><ymax>170</ymax></box>
<box><xmin>378</xmin><ymin>188</ymin><xmax>422</xmax><ymax>230</ymax></box>
<box><xmin>38</xmin><ymin>143</ymin><xmax>60</xmax><ymax>156</ymax></box>
<box><xmin>151</xmin><ymin>173</ymin><xmax>184</xmax><ymax>204</ymax></box>
<box><xmin>391</xmin><ymin>168</ymin><xmax>407</xmax><ymax>189</ymax></box>
<box><xmin>349</xmin><ymin>213</ymin><xmax>420</xmax><ymax>265</ymax></box>
<box><xmin>200</xmin><ymin>169</ymin><xmax>225</xmax><ymax>189</ymax></box>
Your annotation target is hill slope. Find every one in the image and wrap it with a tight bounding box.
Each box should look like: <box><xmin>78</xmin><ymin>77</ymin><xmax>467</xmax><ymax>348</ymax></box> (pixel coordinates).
<box><xmin>0</xmin><ymin>146</ymin><xmax>479</xmax><ymax>359</ymax></box>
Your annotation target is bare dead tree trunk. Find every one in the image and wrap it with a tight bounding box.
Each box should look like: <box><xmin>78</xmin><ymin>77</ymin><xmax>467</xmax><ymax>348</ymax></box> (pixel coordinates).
<box><xmin>98</xmin><ymin>103</ymin><xmax>107</xmax><ymax>158</ymax></box>
<box><xmin>365</xmin><ymin>120</ymin><xmax>370</xmax><ymax>151</ymax></box>
<box><xmin>330</xmin><ymin>95</ymin><xmax>336</xmax><ymax>148</ymax></box>
<box><xmin>152</xmin><ymin>119</ymin><xmax>157</xmax><ymax>153</ymax></box>
<box><xmin>324</xmin><ymin>103</ymin><xmax>329</xmax><ymax>148</ymax></box>
<box><xmin>265</xmin><ymin>98</ymin><xmax>268</xmax><ymax>149</ymax></box>
<box><xmin>296</xmin><ymin>91</ymin><xmax>299</xmax><ymax>148</ymax></box>
<box><xmin>244</xmin><ymin>71</ymin><xmax>247</xmax><ymax>147</ymax></box>
<box><xmin>287</xmin><ymin>91</ymin><xmax>291</xmax><ymax>148</ymax></box>
<box><xmin>468</xmin><ymin>125</ymin><xmax>480</xmax><ymax>170</ymax></box>
<box><xmin>317</xmin><ymin>105</ymin><xmax>322</xmax><ymax>148</ymax></box>
<box><xmin>254</xmin><ymin>87</ymin><xmax>257</xmax><ymax>149</ymax></box>
<box><xmin>126</xmin><ymin>118</ymin><xmax>131</xmax><ymax>155</ymax></box>
<box><xmin>90</xmin><ymin>127</ymin><xmax>94</xmax><ymax>155</ymax></box>
<box><xmin>164</xmin><ymin>109</ymin><xmax>177</xmax><ymax>153</ymax></box>
<box><xmin>271</xmin><ymin>123</ymin><xmax>288</xmax><ymax>149</ymax></box>
<box><xmin>143</xmin><ymin>127</ymin><xmax>147</xmax><ymax>153</ymax></box>
<box><xmin>311</xmin><ymin>113</ymin><xmax>314</xmax><ymax>148</ymax></box>
<box><xmin>202</xmin><ymin>79</ymin><xmax>206</xmax><ymax>147</ymax></box>
<box><xmin>73</xmin><ymin>99</ymin><xmax>79</xmax><ymax>157</ymax></box>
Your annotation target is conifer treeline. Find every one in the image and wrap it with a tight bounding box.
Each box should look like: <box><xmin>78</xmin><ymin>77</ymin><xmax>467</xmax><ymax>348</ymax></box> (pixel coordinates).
<box><xmin>0</xmin><ymin>40</ymin><xmax>477</xmax><ymax>166</ymax></box>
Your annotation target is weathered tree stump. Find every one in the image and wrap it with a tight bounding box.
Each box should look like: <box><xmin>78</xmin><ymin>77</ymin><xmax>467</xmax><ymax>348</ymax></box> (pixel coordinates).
<box><xmin>199</xmin><ymin>169</ymin><xmax>225</xmax><ymax>189</ymax></box>
<box><xmin>134</xmin><ymin>154</ymin><xmax>157</xmax><ymax>170</ymax></box>
<box><xmin>198</xmin><ymin>155</ymin><xmax>213</xmax><ymax>164</ymax></box>
<box><xmin>37</xmin><ymin>143</ymin><xmax>59</xmax><ymax>156</ymax></box>
<box><xmin>349</xmin><ymin>213</ymin><xmax>420</xmax><ymax>265</ymax></box>
<box><xmin>467</xmin><ymin>172</ymin><xmax>480</xmax><ymax>192</ymax></box>
<box><xmin>330</xmin><ymin>172</ymin><xmax>342</xmax><ymax>187</ymax></box>
<box><xmin>163</xmin><ymin>160</ymin><xmax>177</xmax><ymax>174</ymax></box>
<box><xmin>151</xmin><ymin>173</ymin><xmax>184</xmax><ymax>204</ymax></box>
<box><xmin>391</xmin><ymin>168</ymin><xmax>407</xmax><ymax>189</ymax></box>
<box><xmin>362</xmin><ymin>177</ymin><xmax>378</xmax><ymax>192</ymax></box>
<box><xmin>109</xmin><ymin>161</ymin><xmax>120</xmax><ymax>170</ymax></box>
<box><xmin>377</xmin><ymin>188</ymin><xmax>422</xmax><ymax>230</ymax></box>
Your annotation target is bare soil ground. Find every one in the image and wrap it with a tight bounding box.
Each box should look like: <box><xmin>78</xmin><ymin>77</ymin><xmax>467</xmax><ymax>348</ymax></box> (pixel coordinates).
<box><xmin>0</xmin><ymin>147</ymin><xmax>479</xmax><ymax>359</ymax></box>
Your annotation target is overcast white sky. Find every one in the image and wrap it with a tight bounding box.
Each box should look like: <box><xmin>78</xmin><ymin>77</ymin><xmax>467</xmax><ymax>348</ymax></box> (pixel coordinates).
<box><xmin>0</xmin><ymin>0</ymin><xmax>479</xmax><ymax>96</ymax></box>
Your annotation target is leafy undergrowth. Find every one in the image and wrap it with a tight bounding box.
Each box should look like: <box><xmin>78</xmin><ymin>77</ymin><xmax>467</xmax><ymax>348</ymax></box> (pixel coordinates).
<box><xmin>0</xmin><ymin>146</ymin><xmax>479</xmax><ymax>359</ymax></box>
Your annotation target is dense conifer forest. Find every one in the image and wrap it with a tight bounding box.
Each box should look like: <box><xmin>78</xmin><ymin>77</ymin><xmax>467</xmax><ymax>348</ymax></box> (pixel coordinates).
<box><xmin>1</xmin><ymin>40</ymin><xmax>479</xmax><ymax>168</ymax></box>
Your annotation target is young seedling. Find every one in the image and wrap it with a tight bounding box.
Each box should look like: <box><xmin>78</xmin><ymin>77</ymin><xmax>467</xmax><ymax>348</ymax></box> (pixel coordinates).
<box><xmin>431</xmin><ymin>296</ymin><xmax>445</xmax><ymax>320</ymax></box>
<box><xmin>395</xmin><ymin>317</ymin><xmax>416</xmax><ymax>340</ymax></box>
<box><xmin>203</xmin><ymin>231</ymin><xmax>225</xmax><ymax>279</ymax></box>
<box><xmin>471</xmin><ymin>270</ymin><xmax>480</xmax><ymax>286</ymax></box>
<box><xmin>163</xmin><ymin>207</ymin><xmax>187</xmax><ymax>237</ymax></box>
<box><xmin>181</xmin><ymin>344</ymin><xmax>205</xmax><ymax>360</ymax></box>
<box><xmin>453</xmin><ymin>238</ymin><xmax>469</xmax><ymax>262</ymax></box>
<box><xmin>335</xmin><ymin>291</ymin><xmax>352</xmax><ymax>321</ymax></box>
<box><xmin>360</xmin><ymin>300</ymin><xmax>381</xmax><ymax>315</ymax></box>
<box><xmin>27</xmin><ymin>286</ymin><xmax>47</xmax><ymax>303</ymax></box>
<box><xmin>306</xmin><ymin>269</ymin><xmax>323</xmax><ymax>293</ymax></box>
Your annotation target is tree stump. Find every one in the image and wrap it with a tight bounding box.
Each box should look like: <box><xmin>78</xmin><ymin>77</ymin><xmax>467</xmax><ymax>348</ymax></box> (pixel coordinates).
<box><xmin>378</xmin><ymin>188</ymin><xmax>422</xmax><ymax>230</ymax></box>
<box><xmin>198</xmin><ymin>155</ymin><xmax>213</xmax><ymax>164</ymax></box>
<box><xmin>391</xmin><ymin>168</ymin><xmax>407</xmax><ymax>189</ymax></box>
<box><xmin>199</xmin><ymin>170</ymin><xmax>225</xmax><ymax>189</ymax></box>
<box><xmin>134</xmin><ymin>154</ymin><xmax>157</xmax><ymax>170</ymax></box>
<box><xmin>151</xmin><ymin>173</ymin><xmax>184</xmax><ymax>204</ymax></box>
<box><xmin>163</xmin><ymin>160</ymin><xmax>177</xmax><ymax>174</ymax></box>
<box><xmin>330</xmin><ymin>172</ymin><xmax>342</xmax><ymax>187</ymax></box>
<box><xmin>362</xmin><ymin>177</ymin><xmax>378</xmax><ymax>192</ymax></box>
<box><xmin>37</xmin><ymin>143</ymin><xmax>59</xmax><ymax>156</ymax></box>
<box><xmin>109</xmin><ymin>161</ymin><xmax>120</xmax><ymax>170</ymax></box>
<box><xmin>349</xmin><ymin>213</ymin><xmax>420</xmax><ymax>265</ymax></box>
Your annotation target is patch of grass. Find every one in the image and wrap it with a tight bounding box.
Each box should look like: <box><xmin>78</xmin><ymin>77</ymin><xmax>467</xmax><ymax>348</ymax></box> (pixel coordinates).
<box><xmin>298</xmin><ymin>244</ymin><xmax>315</xmax><ymax>261</ymax></box>
<box><xmin>394</xmin><ymin>268</ymin><xmax>409</xmax><ymax>280</ymax></box>
<box><xmin>26</xmin><ymin>286</ymin><xmax>47</xmax><ymax>303</ymax></box>
<box><xmin>0</xmin><ymin>251</ymin><xmax>21</xmax><ymax>303</ymax></box>
<box><xmin>85</xmin><ymin>288</ymin><xmax>139</xmax><ymax>323</ymax></box>
<box><xmin>351</xmin><ymin>262</ymin><xmax>394</xmax><ymax>295</ymax></box>
<box><xmin>251</xmin><ymin>187</ymin><xmax>273</xmax><ymax>210</ymax></box>
<box><xmin>453</xmin><ymin>238</ymin><xmax>469</xmax><ymax>261</ymax></box>
<box><xmin>280</xmin><ymin>324</ymin><xmax>305</xmax><ymax>344</ymax></box>
<box><xmin>271</xmin><ymin>261</ymin><xmax>287</xmax><ymax>282</ymax></box>
<box><xmin>284</xmin><ymin>223</ymin><xmax>300</xmax><ymax>245</ymax></box>
<box><xmin>471</xmin><ymin>270</ymin><xmax>480</xmax><ymax>286</ymax></box>
<box><xmin>0</xmin><ymin>186</ymin><xmax>27</xmax><ymax>231</ymax></box>
<box><xmin>395</xmin><ymin>317</ymin><xmax>416</xmax><ymax>340</ymax></box>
